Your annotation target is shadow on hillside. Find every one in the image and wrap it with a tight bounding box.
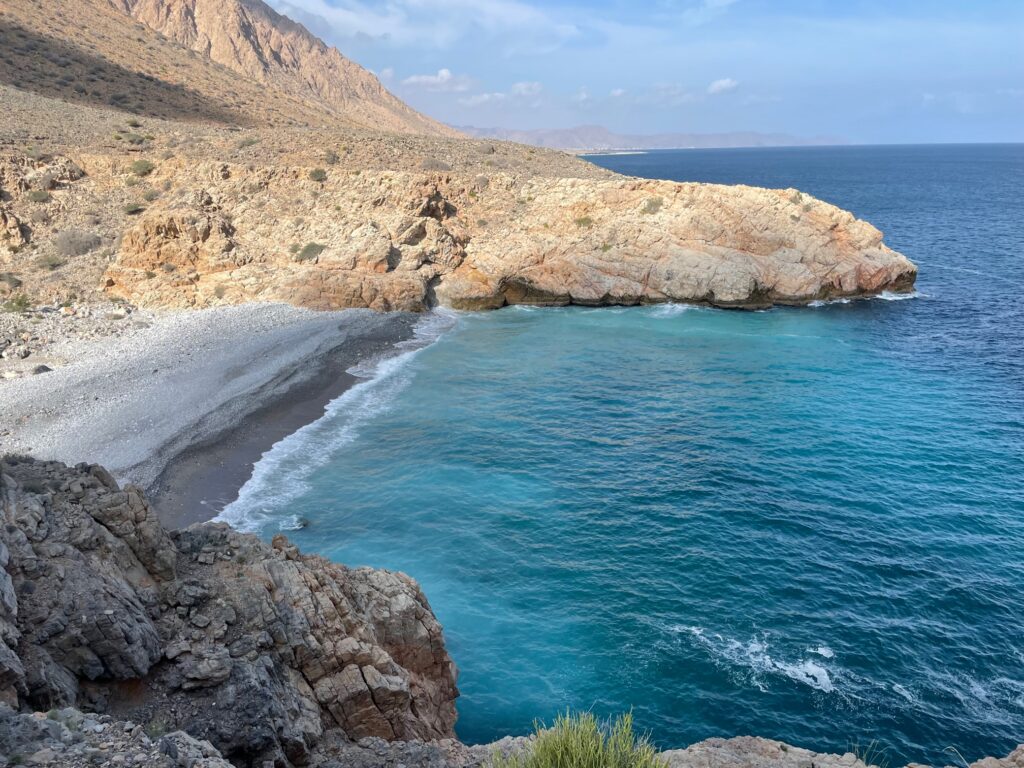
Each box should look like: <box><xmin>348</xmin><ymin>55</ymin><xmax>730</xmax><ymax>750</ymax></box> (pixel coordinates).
<box><xmin>0</xmin><ymin>19</ymin><xmax>246</xmax><ymax>125</ymax></box>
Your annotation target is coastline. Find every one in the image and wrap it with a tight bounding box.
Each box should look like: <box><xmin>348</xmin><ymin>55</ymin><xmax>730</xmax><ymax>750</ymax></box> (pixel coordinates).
<box><xmin>0</xmin><ymin>303</ymin><xmax>419</xmax><ymax>530</ymax></box>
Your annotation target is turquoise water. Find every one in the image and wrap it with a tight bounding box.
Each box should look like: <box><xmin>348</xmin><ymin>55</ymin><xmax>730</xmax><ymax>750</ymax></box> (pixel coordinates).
<box><xmin>221</xmin><ymin>145</ymin><xmax>1024</xmax><ymax>764</ymax></box>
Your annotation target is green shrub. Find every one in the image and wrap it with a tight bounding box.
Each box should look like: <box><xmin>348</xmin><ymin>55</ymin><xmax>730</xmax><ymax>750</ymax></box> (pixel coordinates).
<box><xmin>126</xmin><ymin>118</ymin><xmax>142</xmax><ymax>128</ymax></box>
<box><xmin>237</xmin><ymin>136</ymin><xmax>260</xmax><ymax>149</ymax></box>
<box><xmin>323</xmin><ymin>150</ymin><xmax>339</xmax><ymax>165</ymax></box>
<box><xmin>288</xmin><ymin>243</ymin><xmax>301</xmax><ymax>255</ymax></box>
<box><xmin>308</xmin><ymin>168</ymin><xmax>327</xmax><ymax>183</ymax></box>
<box><xmin>124</xmin><ymin>203</ymin><xmax>146</xmax><ymax>215</ymax></box>
<box><xmin>143</xmin><ymin>189</ymin><xmax>160</xmax><ymax>202</ymax></box>
<box><xmin>0</xmin><ymin>273</ymin><xmax>23</xmax><ymax>290</ymax></box>
<box><xmin>492</xmin><ymin>712</ymin><xmax>664</xmax><ymax>768</ymax></box>
<box><xmin>574</xmin><ymin>216</ymin><xmax>594</xmax><ymax>229</ymax></box>
<box><xmin>3</xmin><ymin>294</ymin><xmax>31</xmax><ymax>313</ymax></box>
<box><xmin>26</xmin><ymin>190</ymin><xmax>50</xmax><ymax>203</ymax></box>
<box><xmin>642</xmin><ymin>197</ymin><xmax>663</xmax><ymax>215</ymax></box>
<box><xmin>36</xmin><ymin>254</ymin><xmax>65</xmax><ymax>271</ymax></box>
<box><xmin>130</xmin><ymin>159</ymin><xmax>155</xmax><ymax>177</ymax></box>
<box><xmin>123</xmin><ymin>133</ymin><xmax>146</xmax><ymax>145</ymax></box>
<box><xmin>214</xmin><ymin>285</ymin><xmax>227</xmax><ymax>299</ymax></box>
<box><xmin>296</xmin><ymin>242</ymin><xmax>326</xmax><ymax>261</ymax></box>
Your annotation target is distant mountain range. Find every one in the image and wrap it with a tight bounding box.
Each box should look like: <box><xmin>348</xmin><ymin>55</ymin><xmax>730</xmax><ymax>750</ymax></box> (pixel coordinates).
<box><xmin>457</xmin><ymin>125</ymin><xmax>843</xmax><ymax>150</ymax></box>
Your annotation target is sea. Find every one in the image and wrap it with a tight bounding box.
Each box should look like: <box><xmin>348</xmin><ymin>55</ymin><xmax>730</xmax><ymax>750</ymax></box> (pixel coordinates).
<box><xmin>219</xmin><ymin>144</ymin><xmax>1024</xmax><ymax>765</ymax></box>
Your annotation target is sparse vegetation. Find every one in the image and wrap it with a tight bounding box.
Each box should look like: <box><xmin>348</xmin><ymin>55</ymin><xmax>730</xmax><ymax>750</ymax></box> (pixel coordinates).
<box><xmin>130</xmin><ymin>159</ymin><xmax>155</xmax><ymax>177</ymax></box>
<box><xmin>36</xmin><ymin>253</ymin><xmax>66</xmax><ymax>271</ymax></box>
<box><xmin>296</xmin><ymin>242</ymin><xmax>326</xmax><ymax>261</ymax></box>
<box><xmin>642</xmin><ymin>197</ymin><xmax>663</xmax><ymax>215</ymax></box>
<box><xmin>492</xmin><ymin>712</ymin><xmax>665</xmax><ymax>768</ymax></box>
<box><xmin>323</xmin><ymin>150</ymin><xmax>339</xmax><ymax>165</ymax></box>
<box><xmin>122</xmin><ymin>132</ymin><xmax>146</xmax><ymax>145</ymax></box>
<box><xmin>214</xmin><ymin>285</ymin><xmax>227</xmax><ymax>298</ymax></box>
<box><xmin>421</xmin><ymin>158</ymin><xmax>452</xmax><ymax>172</ymax></box>
<box><xmin>237</xmin><ymin>136</ymin><xmax>260</xmax><ymax>149</ymax></box>
<box><xmin>126</xmin><ymin>118</ymin><xmax>142</xmax><ymax>128</ymax></box>
<box><xmin>124</xmin><ymin>203</ymin><xmax>146</xmax><ymax>215</ymax></box>
<box><xmin>3</xmin><ymin>294</ymin><xmax>31</xmax><ymax>313</ymax></box>
<box><xmin>0</xmin><ymin>273</ymin><xmax>23</xmax><ymax>290</ymax></box>
<box><xmin>601</xmin><ymin>242</ymin><xmax>612</xmax><ymax>252</ymax></box>
<box><xmin>143</xmin><ymin>188</ymin><xmax>161</xmax><ymax>202</ymax></box>
<box><xmin>575</xmin><ymin>216</ymin><xmax>594</xmax><ymax>229</ymax></box>
<box><xmin>308</xmin><ymin>168</ymin><xmax>327</xmax><ymax>182</ymax></box>
<box><xmin>288</xmin><ymin>243</ymin><xmax>301</xmax><ymax>255</ymax></box>
<box><xmin>26</xmin><ymin>190</ymin><xmax>50</xmax><ymax>203</ymax></box>
<box><xmin>54</xmin><ymin>229</ymin><xmax>101</xmax><ymax>257</ymax></box>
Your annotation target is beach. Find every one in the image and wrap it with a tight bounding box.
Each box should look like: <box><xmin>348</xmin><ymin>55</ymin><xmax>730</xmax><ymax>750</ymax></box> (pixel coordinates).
<box><xmin>0</xmin><ymin>303</ymin><xmax>417</xmax><ymax>528</ymax></box>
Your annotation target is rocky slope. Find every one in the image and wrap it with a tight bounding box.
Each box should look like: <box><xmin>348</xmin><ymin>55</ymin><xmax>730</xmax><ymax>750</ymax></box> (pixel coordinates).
<box><xmin>107</xmin><ymin>0</ymin><xmax>457</xmax><ymax>136</ymax></box>
<box><xmin>0</xmin><ymin>456</ymin><xmax>458</xmax><ymax>766</ymax></box>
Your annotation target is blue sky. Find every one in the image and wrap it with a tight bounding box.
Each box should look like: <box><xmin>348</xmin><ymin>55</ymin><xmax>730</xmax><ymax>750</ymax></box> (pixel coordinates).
<box><xmin>272</xmin><ymin>0</ymin><xmax>1024</xmax><ymax>143</ymax></box>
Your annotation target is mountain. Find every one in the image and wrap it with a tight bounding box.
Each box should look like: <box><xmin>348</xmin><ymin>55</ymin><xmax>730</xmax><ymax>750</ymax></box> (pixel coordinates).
<box><xmin>104</xmin><ymin>0</ymin><xmax>456</xmax><ymax>135</ymax></box>
<box><xmin>458</xmin><ymin>124</ymin><xmax>842</xmax><ymax>150</ymax></box>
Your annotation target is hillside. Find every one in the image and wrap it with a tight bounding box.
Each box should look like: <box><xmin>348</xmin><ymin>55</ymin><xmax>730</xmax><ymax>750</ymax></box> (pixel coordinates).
<box><xmin>108</xmin><ymin>0</ymin><xmax>458</xmax><ymax>136</ymax></box>
<box><xmin>0</xmin><ymin>0</ymin><xmax>452</xmax><ymax>135</ymax></box>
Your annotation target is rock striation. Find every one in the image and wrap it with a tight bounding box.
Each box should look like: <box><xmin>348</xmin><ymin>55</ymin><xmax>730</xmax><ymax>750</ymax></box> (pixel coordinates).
<box><xmin>0</xmin><ymin>457</ymin><xmax>458</xmax><ymax>766</ymax></box>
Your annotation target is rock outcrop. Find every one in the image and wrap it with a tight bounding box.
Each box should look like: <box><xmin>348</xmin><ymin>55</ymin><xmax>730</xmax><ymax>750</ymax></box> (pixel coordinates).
<box><xmin>0</xmin><ymin>457</ymin><xmax>458</xmax><ymax>766</ymax></box>
<box><xmin>107</xmin><ymin>0</ymin><xmax>457</xmax><ymax>137</ymax></box>
<box><xmin>104</xmin><ymin>165</ymin><xmax>916</xmax><ymax>312</ymax></box>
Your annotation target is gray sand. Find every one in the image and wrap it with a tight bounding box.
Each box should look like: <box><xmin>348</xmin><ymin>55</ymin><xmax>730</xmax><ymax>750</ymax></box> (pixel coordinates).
<box><xmin>0</xmin><ymin>304</ymin><xmax>413</xmax><ymax>495</ymax></box>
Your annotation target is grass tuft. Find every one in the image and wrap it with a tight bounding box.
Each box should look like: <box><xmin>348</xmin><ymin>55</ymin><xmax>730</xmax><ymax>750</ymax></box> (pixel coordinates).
<box><xmin>492</xmin><ymin>711</ymin><xmax>665</xmax><ymax>768</ymax></box>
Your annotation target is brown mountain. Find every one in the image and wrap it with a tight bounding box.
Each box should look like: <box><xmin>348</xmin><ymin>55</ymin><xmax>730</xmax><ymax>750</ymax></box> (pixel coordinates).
<box><xmin>104</xmin><ymin>0</ymin><xmax>457</xmax><ymax>135</ymax></box>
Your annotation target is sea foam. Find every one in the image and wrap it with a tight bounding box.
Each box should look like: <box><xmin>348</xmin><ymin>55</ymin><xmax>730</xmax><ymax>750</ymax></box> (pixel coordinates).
<box><xmin>215</xmin><ymin>309</ymin><xmax>459</xmax><ymax>533</ymax></box>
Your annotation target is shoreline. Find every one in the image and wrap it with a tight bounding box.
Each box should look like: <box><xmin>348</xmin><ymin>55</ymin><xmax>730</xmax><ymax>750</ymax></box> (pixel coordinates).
<box><xmin>0</xmin><ymin>303</ymin><xmax>419</xmax><ymax>530</ymax></box>
<box><xmin>148</xmin><ymin>313</ymin><xmax>419</xmax><ymax>529</ymax></box>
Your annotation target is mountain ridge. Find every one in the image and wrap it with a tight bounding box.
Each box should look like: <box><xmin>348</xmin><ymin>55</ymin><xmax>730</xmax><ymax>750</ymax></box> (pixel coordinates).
<box><xmin>458</xmin><ymin>124</ymin><xmax>844</xmax><ymax>150</ymax></box>
<box><xmin>105</xmin><ymin>0</ymin><xmax>457</xmax><ymax>135</ymax></box>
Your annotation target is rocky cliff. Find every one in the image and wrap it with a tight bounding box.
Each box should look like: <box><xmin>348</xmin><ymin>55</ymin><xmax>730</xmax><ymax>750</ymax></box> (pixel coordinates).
<box><xmin>106</xmin><ymin>0</ymin><xmax>457</xmax><ymax>136</ymax></box>
<box><xmin>0</xmin><ymin>456</ymin><xmax>458</xmax><ymax>766</ymax></box>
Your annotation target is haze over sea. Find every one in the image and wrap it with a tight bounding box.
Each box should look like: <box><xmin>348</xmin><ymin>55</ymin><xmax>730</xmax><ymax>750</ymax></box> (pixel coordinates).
<box><xmin>220</xmin><ymin>144</ymin><xmax>1024</xmax><ymax>765</ymax></box>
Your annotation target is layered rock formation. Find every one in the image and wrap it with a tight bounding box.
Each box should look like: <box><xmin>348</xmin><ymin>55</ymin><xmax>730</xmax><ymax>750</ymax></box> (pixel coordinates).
<box><xmin>0</xmin><ymin>457</ymin><xmax>458</xmax><ymax>766</ymax></box>
<box><xmin>106</xmin><ymin>0</ymin><xmax>457</xmax><ymax>136</ymax></box>
<box><xmin>103</xmin><ymin>162</ymin><xmax>916</xmax><ymax>312</ymax></box>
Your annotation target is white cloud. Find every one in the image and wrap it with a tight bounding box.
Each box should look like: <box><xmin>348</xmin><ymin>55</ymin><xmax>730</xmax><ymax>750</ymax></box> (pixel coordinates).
<box><xmin>610</xmin><ymin>88</ymin><xmax>627</xmax><ymax>98</ymax></box>
<box><xmin>378</xmin><ymin>67</ymin><xmax>394</xmax><ymax>81</ymax></box>
<box><xmin>269</xmin><ymin>0</ymin><xmax>577</xmax><ymax>52</ymax></box>
<box><xmin>707</xmin><ymin>77</ymin><xmax>739</xmax><ymax>95</ymax></box>
<box><xmin>401</xmin><ymin>68</ymin><xmax>473</xmax><ymax>92</ymax></box>
<box><xmin>572</xmin><ymin>87</ymin><xmax>592</xmax><ymax>105</ymax></box>
<box><xmin>511</xmin><ymin>81</ymin><xmax>543</xmax><ymax>96</ymax></box>
<box><xmin>459</xmin><ymin>92</ymin><xmax>508</xmax><ymax>106</ymax></box>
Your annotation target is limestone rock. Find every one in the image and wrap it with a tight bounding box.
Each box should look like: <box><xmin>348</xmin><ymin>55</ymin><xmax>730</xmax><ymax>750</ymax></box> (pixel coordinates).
<box><xmin>104</xmin><ymin>167</ymin><xmax>915</xmax><ymax>313</ymax></box>
<box><xmin>0</xmin><ymin>457</ymin><xmax>458</xmax><ymax>766</ymax></box>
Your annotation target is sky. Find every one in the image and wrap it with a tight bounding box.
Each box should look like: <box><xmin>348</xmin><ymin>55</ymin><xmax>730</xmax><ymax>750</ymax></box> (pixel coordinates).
<box><xmin>271</xmin><ymin>0</ymin><xmax>1024</xmax><ymax>143</ymax></box>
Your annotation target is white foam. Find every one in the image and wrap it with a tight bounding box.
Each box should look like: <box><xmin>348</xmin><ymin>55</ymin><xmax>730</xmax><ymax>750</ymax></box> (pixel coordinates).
<box><xmin>678</xmin><ymin>626</ymin><xmax>836</xmax><ymax>693</ymax></box>
<box><xmin>810</xmin><ymin>645</ymin><xmax>835</xmax><ymax>659</ymax></box>
<box><xmin>651</xmin><ymin>303</ymin><xmax>698</xmax><ymax>317</ymax></box>
<box><xmin>215</xmin><ymin>309</ymin><xmax>460</xmax><ymax>533</ymax></box>
<box><xmin>875</xmin><ymin>289</ymin><xmax>920</xmax><ymax>301</ymax></box>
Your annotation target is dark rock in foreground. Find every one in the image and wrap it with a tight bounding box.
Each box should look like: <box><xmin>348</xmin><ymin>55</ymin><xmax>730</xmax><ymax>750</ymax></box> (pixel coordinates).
<box><xmin>0</xmin><ymin>456</ymin><xmax>458</xmax><ymax>766</ymax></box>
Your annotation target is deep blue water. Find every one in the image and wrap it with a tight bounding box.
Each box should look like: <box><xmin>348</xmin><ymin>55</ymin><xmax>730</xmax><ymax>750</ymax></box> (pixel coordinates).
<box><xmin>222</xmin><ymin>145</ymin><xmax>1024</xmax><ymax>764</ymax></box>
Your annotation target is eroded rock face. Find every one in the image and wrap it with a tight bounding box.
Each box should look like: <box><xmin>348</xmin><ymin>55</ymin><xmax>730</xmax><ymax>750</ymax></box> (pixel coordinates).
<box><xmin>0</xmin><ymin>457</ymin><xmax>458</xmax><ymax>766</ymax></box>
<box><xmin>104</xmin><ymin>165</ymin><xmax>916</xmax><ymax>313</ymax></box>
